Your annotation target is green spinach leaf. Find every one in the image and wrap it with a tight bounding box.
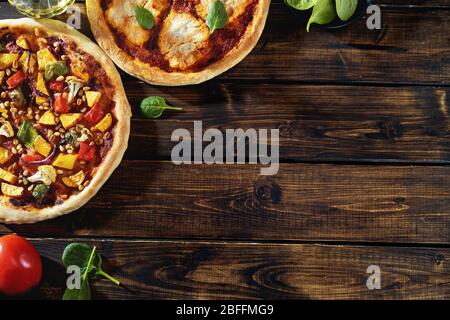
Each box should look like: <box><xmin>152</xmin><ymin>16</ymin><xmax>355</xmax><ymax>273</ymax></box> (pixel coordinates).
<box><xmin>140</xmin><ymin>96</ymin><xmax>183</xmax><ymax>119</ymax></box>
<box><xmin>62</xmin><ymin>243</ymin><xmax>120</xmax><ymax>300</ymax></box>
<box><xmin>62</xmin><ymin>278</ymin><xmax>91</xmax><ymax>300</ymax></box>
<box><xmin>17</xmin><ymin>121</ymin><xmax>38</xmax><ymax>148</ymax></box>
<box><xmin>206</xmin><ymin>0</ymin><xmax>228</xmax><ymax>33</ymax></box>
<box><xmin>285</xmin><ymin>0</ymin><xmax>317</xmax><ymax>10</ymax></box>
<box><xmin>336</xmin><ymin>0</ymin><xmax>358</xmax><ymax>21</ymax></box>
<box><xmin>307</xmin><ymin>0</ymin><xmax>336</xmax><ymax>31</ymax></box>
<box><xmin>136</xmin><ymin>5</ymin><xmax>154</xmax><ymax>30</ymax></box>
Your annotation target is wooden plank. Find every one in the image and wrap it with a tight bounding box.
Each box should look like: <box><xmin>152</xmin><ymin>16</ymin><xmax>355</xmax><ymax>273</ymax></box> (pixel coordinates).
<box><xmin>2</xmin><ymin>161</ymin><xmax>450</xmax><ymax>244</ymax></box>
<box><xmin>0</xmin><ymin>2</ymin><xmax>448</xmax><ymax>85</ymax></box>
<box><xmin>3</xmin><ymin>239</ymin><xmax>449</xmax><ymax>300</ymax></box>
<box><xmin>122</xmin><ymin>84</ymin><xmax>450</xmax><ymax>163</ymax></box>
<box><xmin>376</xmin><ymin>0</ymin><xmax>450</xmax><ymax>6</ymax></box>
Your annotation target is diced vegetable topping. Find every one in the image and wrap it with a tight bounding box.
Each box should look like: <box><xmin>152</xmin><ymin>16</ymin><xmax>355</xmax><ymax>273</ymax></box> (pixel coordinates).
<box><xmin>0</xmin><ymin>53</ymin><xmax>19</xmax><ymax>70</ymax></box>
<box><xmin>0</xmin><ymin>121</ymin><xmax>14</xmax><ymax>138</ymax></box>
<box><xmin>66</xmin><ymin>77</ymin><xmax>83</xmax><ymax>104</ymax></box>
<box><xmin>84</xmin><ymin>103</ymin><xmax>105</xmax><ymax>127</ymax></box>
<box><xmin>32</xmin><ymin>184</ymin><xmax>49</xmax><ymax>201</ymax></box>
<box><xmin>44</xmin><ymin>61</ymin><xmax>68</xmax><ymax>81</ymax></box>
<box><xmin>6</xmin><ymin>71</ymin><xmax>26</xmax><ymax>89</ymax></box>
<box><xmin>48</xmin><ymin>80</ymin><xmax>64</xmax><ymax>92</ymax></box>
<box><xmin>78</xmin><ymin>142</ymin><xmax>95</xmax><ymax>162</ymax></box>
<box><xmin>94</xmin><ymin>113</ymin><xmax>112</xmax><ymax>132</ymax></box>
<box><xmin>39</xmin><ymin>111</ymin><xmax>57</xmax><ymax>126</ymax></box>
<box><xmin>0</xmin><ymin>168</ymin><xmax>17</xmax><ymax>184</ymax></box>
<box><xmin>16</xmin><ymin>35</ymin><xmax>29</xmax><ymax>49</ymax></box>
<box><xmin>33</xmin><ymin>136</ymin><xmax>52</xmax><ymax>157</ymax></box>
<box><xmin>85</xmin><ymin>91</ymin><xmax>102</xmax><ymax>107</ymax></box>
<box><xmin>27</xmin><ymin>165</ymin><xmax>57</xmax><ymax>185</ymax></box>
<box><xmin>54</xmin><ymin>93</ymin><xmax>70</xmax><ymax>114</ymax></box>
<box><xmin>52</xmin><ymin>153</ymin><xmax>78</xmax><ymax>170</ymax></box>
<box><xmin>60</xmin><ymin>113</ymin><xmax>82</xmax><ymax>129</ymax></box>
<box><xmin>0</xmin><ymin>147</ymin><xmax>11</xmax><ymax>164</ymax></box>
<box><xmin>17</xmin><ymin>121</ymin><xmax>38</xmax><ymax>148</ymax></box>
<box><xmin>1</xmin><ymin>183</ymin><xmax>23</xmax><ymax>197</ymax></box>
<box><xmin>37</xmin><ymin>48</ymin><xmax>57</xmax><ymax>71</ymax></box>
<box><xmin>62</xmin><ymin>170</ymin><xmax>85</xmax><ymax>188</ymax></box>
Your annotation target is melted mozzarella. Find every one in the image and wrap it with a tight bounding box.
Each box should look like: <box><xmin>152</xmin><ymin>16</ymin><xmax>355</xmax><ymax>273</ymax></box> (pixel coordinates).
<box><xmin>158</xmin><ymin>12</ymin><xmax>209</xmax><ymax>69</ymax></box>
<box><xmin>195</xmin><ymin>0</ymin><xmax>250</xmax><ymax>22</ymax></box>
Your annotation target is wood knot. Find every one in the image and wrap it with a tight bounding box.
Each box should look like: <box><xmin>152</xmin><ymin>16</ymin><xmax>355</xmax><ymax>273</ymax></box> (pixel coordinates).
<box><xmin>254</xmin><ymin>178</ymin><xmax>281</xmax><ymax>204</ymax></box>
<box><xmin>378</xmin><ymin>119</ymin><xmax>403</xmax><ymax>140</ymax></box>
<box><xmin>435</xmin><ymin>254</ymin><xmax>445</xmax><ymax>265</ymax></box>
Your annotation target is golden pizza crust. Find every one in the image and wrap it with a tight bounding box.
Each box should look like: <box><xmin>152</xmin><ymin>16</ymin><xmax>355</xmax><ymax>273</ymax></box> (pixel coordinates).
<box><xmin>87</xmin><ymin>0</ymin><xmax>271</xmax><ymax>86</ymax></box>
<box><xmin>0</xmin><ymin>18</ymin><xmax>131</xmax><ymax>224</ymax></box>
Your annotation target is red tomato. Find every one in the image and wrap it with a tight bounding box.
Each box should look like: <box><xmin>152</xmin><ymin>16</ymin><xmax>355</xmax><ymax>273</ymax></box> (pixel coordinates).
<box><xmin>21</xmin><ymin>153</ymin><xmax>44</xmax><ymax>163</ymax></box>
<box><xmin>78</xmin><ymin>142</ymin><xmax>96</xmax><ymax>161</ymax></box>
<box><xmin>54</xmin><ymin>93</ymin><xmax>70</xmax><ymax>114</ymax></box>
<box><xmin>0</xmin><ymin>234</ymin><xmax>42</xmax><ymax>296</ymax></box>
<box><xmin>84</xmin><ymin>103</ymin><xmax>105</xmax><ymax>127</ymax></box>
<box><xmin>6</xmin><ymin>71</ymin><xmax>26</xmax><ymax>89</ymax></box>
<box><xmin>48</xmin><ymin>80</ymin><xmax>65</xmax><ymax>93</ymax></box>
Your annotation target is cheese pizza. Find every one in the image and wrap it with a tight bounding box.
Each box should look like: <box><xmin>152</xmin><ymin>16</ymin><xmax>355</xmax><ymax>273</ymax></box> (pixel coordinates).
<box><xmin>87</xmin><ymin>0</ymin><xmax>271</xmax><ymax>85</ymax></box>
<box><xmin>0</xmin><ymin>18</ymin><xmax>131</xmax><ymax>224</ymax></box>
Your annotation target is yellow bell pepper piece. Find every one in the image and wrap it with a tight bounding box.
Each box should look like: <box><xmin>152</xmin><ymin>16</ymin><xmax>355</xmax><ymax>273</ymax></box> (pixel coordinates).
<box><xmin>39</xmin><ymin>111</ymin><xmax>57</xmax><ymax>126</ymax></box>
<box><xmin>0</xmin><ymin>53</ymin><xmax>19</xmax><ymax>70</ymax></box>
<box><xmin>36</xmin><ymin>72</ymin><xmax>49</xmax><ymax>105</ymax></box>
<box><xmin>0</xmin><ymin>147</ymin><xmax>10</xmax><ymax>164</ymax></box>
<box><xmin>19</xmin><ymin>52</ymin><xmax>37</xmax><ymax>74</ymax></box>
<box><xmin>37</xmin><ymin>48</ymin><xmax>57</xmax><ymax>71</ymax></box>
<box><xmin>71</xmin><ymin>64</ymin><xmax>89</xmax><ymax>83</ymax></box>
<box><xmin>33</xmin><ymin>135</ymin><xmax>52</xmax><ymax>157</ymax></box>
<box><xmin>85</xmin><ymin>91</ymin><xmax>102</xmax><ymax>107</ymax></box>
<box><xmin>0</xmin><ymin>168</ymin><xmax>17</xmax><ymax>184</ymax></box>
<box><xmin>0</xmin><ymin>70</ymin><xmax>4</xmax><ymax>84</ymax></box>
<box><xmin>16</xmin><ymin>35</ymin><xmax>29</xmax><ymax>49</ymax></box>
<box><xmin>62</xmin><ymin>170</ymin><xmax>85</xmax><ymax>188</ymax></box>
<box><xmin>52</xmin><ymin>153</ymin><xmax>78</xmax><ymax>170</ymax></box>
<box><xmin>1</xmin><ymin>182</ymin><xmax>23</xmax><ymax>197</ymax></box>
<box><xmin>60</xmin><ymin>113</ymin><xmax>82</xmax><ymax>129</ymax></box>
<box><xmin>94</xmin><ymin>113</ymin><xmax>113</xmax><ymax>132</ymax></box>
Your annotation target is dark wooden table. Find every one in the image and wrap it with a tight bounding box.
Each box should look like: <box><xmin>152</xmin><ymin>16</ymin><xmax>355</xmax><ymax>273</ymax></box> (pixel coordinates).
<box><xmin>1</xmin><ymin>0</ymin><xmax>450</xmax><ymax>300</ymax></box>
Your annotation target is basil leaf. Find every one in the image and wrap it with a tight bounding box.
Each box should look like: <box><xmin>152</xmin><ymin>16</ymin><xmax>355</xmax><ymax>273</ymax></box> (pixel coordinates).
<box><xmin>336</xmin><ymin>0</ymin><xmax>358</xmax><ymax>21</ymax></box>
<box><xmin>136</xmin><ymin>5</ymin><xmax>154</xmax><ymax>30</ymax></box>
<box><xmin>206</xmin><ymin>0</ymin><xmax>228</xmax><ymax>33</ymax></box>
<box><xmin>32</xmin><ymin>184</ymin><xmax>50</xmax><ymax>201</ymax></box>
<box><xmin>64</xmin><ymin>132</ymin><xmax>80</xmax><ymax>147</ymax></box>
<box><xmin>285</xmin><ymin>0</ymin><xmax>317</xmax><ymax>10</ymax></box>
<box><xmin>307</xmin><ymin>0</ymin><xmax>336</xmax><ymax>31</ymax></box>
<box><xmin>44</xmin><ymin>61</ymin><xmax>68</xmax><ymax>81</ymax></box>
<box><xmin>17</xmin><ymin>121</ymin><xmax>38</xmax><ymax>148</ymax></box>
<box><xmin>63</xmin><ymin>278</ymin><xmax>91</xmax><ymax>300</ymax></box>
<box><xmin>140</xmin><ymin>96</ymin><xmax>183</xmax><ymax>119</ymax></box>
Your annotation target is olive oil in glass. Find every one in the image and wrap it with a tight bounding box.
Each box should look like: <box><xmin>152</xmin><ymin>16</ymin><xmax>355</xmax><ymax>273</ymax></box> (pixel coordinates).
<box><xmin>8</xmin><ymin>0</ymin><xmax>75</xmax><ymax>18</ymax></box>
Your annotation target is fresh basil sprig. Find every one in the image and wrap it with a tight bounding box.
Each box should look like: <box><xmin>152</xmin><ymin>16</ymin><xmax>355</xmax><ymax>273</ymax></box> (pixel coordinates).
<box><xmin>285</xmin><ymin>0</ymin><xmax>317</xmax><ymax>10</ymax></box>
<box><xmin>44</xmin><ymin>61</ymin><xmax>69</xmax><ymax>81</ymax></box>
<box><xmin>306</xmin><ymin>0</ymin><xmax>336</xmax><ymax>31</ymax></box>
<box><xmin>62</xmin><ymin>243</ymin><xmax>121</xmax><ymax>300</ymax></box>
<box><xmin>17</xmin><ymin>121</ymin><xmax>38</xmax><ymax>148</ymax></box>
<box><xmin>336</xmin><ymin>0</ymin><xmax>358</xmax><ymax>21</ymax></box>
<box><xmin>206</xmin><ymin>0</ymin><xmax>228</xmax><ymax>34</ymax></box>
<box><xmin>136</xmin><ymin>5</ymin><xmax>154</xmax><ymax>30</ymax></box>
<box><xmin>140</xmin><ymin>96</ymin><xmax>183</xmax><ymax>119</ymax></box>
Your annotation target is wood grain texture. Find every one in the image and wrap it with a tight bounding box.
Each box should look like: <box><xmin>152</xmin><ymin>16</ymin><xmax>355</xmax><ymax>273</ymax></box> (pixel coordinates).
<box><xmin>0</xmin><ymin>2</ymin><xmax>448</xmax><ymax>84</ymax></box>
<box><xmin>2</xmin><ymin>239</ymin><xmax>447</xmax><ymax>300</ymax></box>
<box><xmin>2</xmin><ymin>161</ymin><xmax>450</xmax><ymax>244</ymax></box>
<box><xmin>121</xmin><ymin>84</ymin><xmax>450</xmax><ymax>163</ymax></box>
